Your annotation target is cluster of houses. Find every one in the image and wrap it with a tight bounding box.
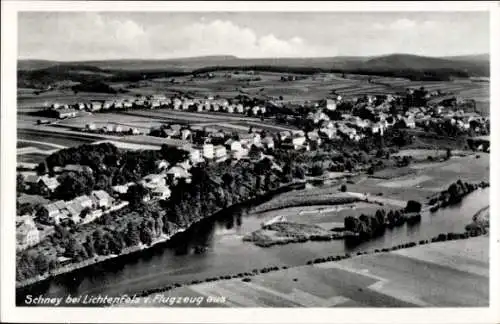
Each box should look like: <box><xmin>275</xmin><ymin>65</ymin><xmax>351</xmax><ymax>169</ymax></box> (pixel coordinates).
<box><xmin>409</xmin><ymin>106</ymin><xmax>489</xmax><ymax>133</ymax></box>
<box><xmin>85</xmin><ymin>123</ymin><xmax>142</xmax><ymax>135</ymax></box>
<box><xmin>46</xmin><ymin>94</ymin><xmax>269</xmax><ymax>119</ymax></box>
<box><xmin>16</xmin><ymin>189</ymin><xmax>127</xmax><ymax>250</ymax></box>
<box><xmin>21</xmin><ymin>174</ymin><xmax>60</xmax><ymax>195</ymax></box>
<box><xmin>111</xmin><ymin>155</ymin><xmax>194</xmax><ymax>202</ymax></box>
<box><xmin>39</xmin><ymin>190</ymin><xmax>127</xmax><ymax>226</ymax></box>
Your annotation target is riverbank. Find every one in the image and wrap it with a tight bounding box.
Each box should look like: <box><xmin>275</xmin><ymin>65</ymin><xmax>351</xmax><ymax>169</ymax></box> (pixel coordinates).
<box><xmin>16</xmin><ymin>181</ymin><xmax>306</xmax><ymax>289</ymax></box>
<box><xmin>125</xmin><ymin>233</ymin><xmax>489</xmax><ymax>307</ymax></box>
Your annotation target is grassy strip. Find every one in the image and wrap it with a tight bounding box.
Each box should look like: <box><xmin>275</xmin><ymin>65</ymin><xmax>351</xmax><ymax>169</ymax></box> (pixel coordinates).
<box><xmin>135</xmin><ymin>229</ymin><xmax>486</xmax><ymax>298</ymax></box>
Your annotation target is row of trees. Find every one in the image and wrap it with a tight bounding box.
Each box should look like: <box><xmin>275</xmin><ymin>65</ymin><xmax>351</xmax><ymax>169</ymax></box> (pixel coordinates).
<box><xmin>344</xmin><ymin>201</ymin><xmax>422</xmax><ymax>240</ymax></box>
<box><xmin>429</xmin><ymin>180</ymin><xmax>488</xmax><ymax>212</ymax></box>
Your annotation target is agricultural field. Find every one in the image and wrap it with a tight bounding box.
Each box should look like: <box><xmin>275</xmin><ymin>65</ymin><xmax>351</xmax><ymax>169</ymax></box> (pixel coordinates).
<box><xmin>55</xmin><ymin>112</ymin><xmax>166</xmax><ymax>134</ymax></box>
<box><xmin>17</xmin><ymin>71</ymin><xmax>489</xmax><ymax>111</ymax></box>
<box><xmin>17</xmin><ymin>129</ymin><xmax>97</xmax><ymax>147</ymax></box>
<box><xmin>255</xmin><ymin>202</ymin><xmax>394</xmax><ymax>229</ymax></box>
<box><xmin>252</xmin><ymin>187</ymin><xmax>365</xmax><ymax>214</ymax></box>
<box><xmin>391</xmin><ymin>149</ymin><xmax>447</xmax><ymax>161</ymax></box>
<box><xmin>129</xmin><ymin>236</ymin><xmax>488</xmax><ymax>307</ymax></box>
<box><xmin>17</xmin><ymin>90</ymin><xmax>125</xmax><ymax>111</ymax></box>
<box><xmin>17</xmin><ymin>153</ymin><xmax>50</xmax><ymax>164</ymax></box>
<box><xmin>17</xmin><ymin>194</ymin><xmax>50</xmax><ymax>207</ymax></box>
<box><xmin>354</xmin><ymin>152</ymin><xmax>490</xmax><ymax>200</ymax></box>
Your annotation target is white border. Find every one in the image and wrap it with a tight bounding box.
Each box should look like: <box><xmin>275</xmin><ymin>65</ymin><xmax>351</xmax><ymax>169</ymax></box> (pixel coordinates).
<box><xmin>2</xmin><ymin>1</ymin><xmax>499</xmax><ymax>323</ymax></box>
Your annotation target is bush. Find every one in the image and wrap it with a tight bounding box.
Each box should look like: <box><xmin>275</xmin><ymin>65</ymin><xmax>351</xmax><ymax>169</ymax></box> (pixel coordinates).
<box><xmin>405</xmin><ymin>200</ymin><xmax>422</xmax><ymax>213</ymax></box>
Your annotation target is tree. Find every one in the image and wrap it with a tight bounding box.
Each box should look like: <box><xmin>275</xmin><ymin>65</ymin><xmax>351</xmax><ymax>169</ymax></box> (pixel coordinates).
<box><xmin>63</xmin><ymin>237</ymin><xmax>84</xmax><ymax>259</ymax></box>
<box><xmin>340</xmin><ymin>184</ymin><xmax>347</xmax><ymax>192</ymax></box>
<box><xmin>16</xmin><ymin>174</ymin><xmax>25</xmax><ymax>196</ymax></box>
<box><xmin>125</xmin><ymin>221</ymin><xmax>141</xmax><ymax>247</ymax></box>
<box><xmin>310</xmin><ymin>163</ymin><xmax>324</xmax><ymax>177</ymax></box>
<box><xmin>293</xmin><ymin>165</ymin><xmax>305</xmax><ymax>179</ymax></box>
<box><xmin>54</xmin><ymin>171</ymin><xmax>95</xmax><ymax>200</ymax></box>
<box><xmin>445</xmin><ymin>148</ymin><xmax>452</xmax><ymax>160</ymax></box>
<box><xmin>79</xmin><ymin>207</ymin><xmax>91</xmax><ymax>221</ymax></box>
<box><xmin>126</xmin><ymin>184</ymin><xmax>149</xmax><ymax>206</ymax></box>
<box><xmin>405</xmin><ymin>200</ymin><xmax>422</xmax><ymax>213</ymax></box>
<box><xmin>160</xmin><ymin>145</ymin><xmax>189</xmax><ymax>165</ymax></box>
<box><xmin>140</xmin><ymin>223</ymin><xmax>154</xmax><ymax>246</ymax></box>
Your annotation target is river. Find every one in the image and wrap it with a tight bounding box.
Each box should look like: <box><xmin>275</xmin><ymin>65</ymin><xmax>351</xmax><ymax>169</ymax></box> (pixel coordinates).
<box><xmin>16</xmin><ymin>187</ymin><xmax>490</xmax><ymax>306</ymax></box>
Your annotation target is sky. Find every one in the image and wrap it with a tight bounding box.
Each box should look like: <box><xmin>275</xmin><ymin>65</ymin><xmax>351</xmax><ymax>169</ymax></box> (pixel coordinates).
<box><xmin>18</xmin><ymin>11</ymin><xmax>490</xmax><ymax>61</ymax></box>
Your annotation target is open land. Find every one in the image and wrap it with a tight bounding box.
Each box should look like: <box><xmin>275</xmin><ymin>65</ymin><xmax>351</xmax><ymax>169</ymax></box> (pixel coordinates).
<box><xmin>127</xmin><ymin>236</ymin><xmax>488</xmax><ymax>307</ymax></box>
<box><xmin>15</xmin><ymin>55</ymin><xmax>491</xmax><ymax>305</ymax></box>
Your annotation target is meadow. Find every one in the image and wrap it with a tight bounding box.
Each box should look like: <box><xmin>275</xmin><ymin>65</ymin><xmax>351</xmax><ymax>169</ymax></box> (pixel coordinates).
<box><xmin>128</xmin><ymin>236</ymin><xmax>488</xmax><ymax>307</ymax></box>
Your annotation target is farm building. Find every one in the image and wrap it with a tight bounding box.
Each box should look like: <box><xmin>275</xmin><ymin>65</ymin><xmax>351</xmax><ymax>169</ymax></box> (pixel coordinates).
<box><xmin>166</xmin><ymin>166</ymin><xmax>191</xmax><ymax>181</ymax></box>
<box><xmin>202</xmin><ymin>143</ymin><xmax>215</xmax><ymax>159</ymax></box>
<box><xmin>56</xmin><ymin>109</ymin><xmax>77</xmax><ymax>119</ymax></box>
<box><xmin>91</xmin><ymin>190</ymin><xmax>113</xmax><ymax>208</ymax></box>
<box><xmin>261</xmin><ymin>136</ymin><xmax>275</xmax><ymax>150</ymax></box>
<box><xmin>141</xmin><ymin>174</ymin><xmax>167</xmax><ymax>190</ymax></box>
<box><xmin>90</xmin><ymin>102</ymin><xmax>103</xmax><ymax>111</ymax></box>
<box><xmin>214</xmin><ymin>145</ymin><xmax>228</xmax><ymax>159</ymax></box>
<box><xmin>112</xmin><ymin>182</ymin><xmax>134</xmax><ymax>195</ymax></box>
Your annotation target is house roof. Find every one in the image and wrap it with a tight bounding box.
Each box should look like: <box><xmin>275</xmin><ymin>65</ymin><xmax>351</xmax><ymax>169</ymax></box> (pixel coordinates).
<box><xmin>25</xmin><ymin>175</ymin><xmax>40</xmax><ymax>184</ymax></box>
<box><xmin>73</xmin><ymin>195</ymin><xmax>92</xmax><ymax>205</ymax></box>
<box><xmin>239</xmin><ymin>133</ymin><xmax>255</xmax><ymax>140</ymax></box>
<box><xmin>44</xmin><ymin>200</ymin><xmax>66</xmax><ymax>213</ymax></box>
<box><xmin>142</xmin><ymin>174</ymin><xmax>164</xmax><ymax>182</ymax></box>
<box><xmin>39</xmin><ymin>176</ymin><xmax>60</xmax><ymax>189</ymax></box>
<box><xmin>92</xmin><ymin>190</ymin><xmax>111</xmax><ymax>201</ymax></box>
<box><xmin>167</xmin><ymin>166</ymin><xmax>191</xmax><ymax>178</ymax></box>
<box><xmin>152</xmin><ymin>185</ymin><xmax>171</xmax><ymax>194</ymax></box>
<box><xmin>65</xmin><ymin>202</ymin><xmax>84</xmax><ymax>217</ymax></box>
<box><xmin>214</xmin><ymin>145</ymin><xmax>226</xmax><ymax>150</ymax></box>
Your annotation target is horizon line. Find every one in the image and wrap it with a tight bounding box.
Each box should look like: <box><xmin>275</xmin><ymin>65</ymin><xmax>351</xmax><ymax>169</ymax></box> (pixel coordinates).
<box><xmin>17</xmin><ymin>52</ymin><xmax>490</xmax><ymax>63</ymax></box>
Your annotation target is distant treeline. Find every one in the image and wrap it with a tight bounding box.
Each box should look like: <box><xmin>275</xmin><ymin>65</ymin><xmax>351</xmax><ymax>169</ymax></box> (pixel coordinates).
<box><xmin>18</xmin><ymin>62</ymin><xmax>487</xmax><ymax>89</ymax></box>
<box><xmin>192</xmin><ymin>65</ymin><xmax>477</xmax><ymax>81</ymax></box>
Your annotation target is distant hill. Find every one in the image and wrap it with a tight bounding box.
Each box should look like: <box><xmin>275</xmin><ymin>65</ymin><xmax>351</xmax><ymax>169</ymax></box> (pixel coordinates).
<box><xmin>18</xmin><ymin>53</ymin><xmax>490</xmax><ymax>89</ymax></box>
<box><xmin>442</xmin><ymin>54</ymin><xmax>490</xmax><ymax>64</ymax></box>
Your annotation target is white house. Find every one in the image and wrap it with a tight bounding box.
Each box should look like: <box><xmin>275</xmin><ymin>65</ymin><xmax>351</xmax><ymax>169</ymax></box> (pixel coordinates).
<box><xmin>151</xmin><ymin>185</ymin><xmax>171</xmax><ymax>200</ymax></box>
<box><xmin>214</xmin><ymin>145</ymin><xmax>227</xmax><ymax>159</ymax></box>
<box><xmin>141</xmin><ymin>174</ymin><xmax>167</xmax><ymax>190</ymax></box>
<box><xmin>181</xmin><ymin>129</ymin><xmax>192</xmax><ymax>140</ymax></box>
<box><xmin>155</xmin><ymin>160</ymin><xmax>170</xmax><ymax>171</ymax></box>
<box><xmin>235</xmin><ymin>104</ymin><xmax>244</xmax><ymax>114</ymax></box>
<box><xmin>225</xmin><ymin>139</ymin><xmax>243</xmax><ymax>152</ymax></box>
<box><xmin>251</xmin><ymin>106</ymin><xmax>261</xmax><ymax>116</ymax></box>
<box><xmin>167</xmin><ymin>166</ymin><xmax>191</xmax><ymax>181</ymax></box>
<box><xmin>112</xmin><ymin>182</ymin><xmax>134</xmax><ymax>195</ymax></box>
<box><xmin>103</xmin><ymin>101</ymin><xmax>114</xmax><ymax>110</ymax></box>
<box><xmin>261</xmin><ymin>136</ymin><xmax>275</xmax><ymax>150</ymax></box>
<box><xmin>279</xmin><ymin>131</ymin><xmax>292</xmax><ymax>141</ymax></box>
<box><xmin>325</xmin><ymin>99</ymin><xmax>337</xmax><ymax>111</ymax></box>
<box><xmin>203</xmin><ymin>143</ymin><xmax>215</xmax><ymax>159</ymax></box>
<box><xmin>16</xmin><ymin>222</ymin><xmax>40</xmax><ymax>250</ymax></box>
<box><xmin>292</xmin><ymin>136</ymin><xmax>307</xmax><ymax>150</ymax></box>
<box><xmin>91</xmin><ymin>190</ymin><xmax>112</xmax><ymax>209</ymax></box>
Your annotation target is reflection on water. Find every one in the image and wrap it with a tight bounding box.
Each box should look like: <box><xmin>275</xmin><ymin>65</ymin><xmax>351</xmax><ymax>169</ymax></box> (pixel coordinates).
<box><xmin>17</xmin><ymin>188</ymin><xmax>489</xmax><ymax>306</ymax></box>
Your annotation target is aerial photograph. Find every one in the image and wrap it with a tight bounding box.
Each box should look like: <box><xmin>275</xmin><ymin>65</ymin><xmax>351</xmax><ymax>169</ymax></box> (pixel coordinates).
<box><xmin>15</xmin><ymin>11</ymin><xmax>490</xmax><ymax>308</ymax></box>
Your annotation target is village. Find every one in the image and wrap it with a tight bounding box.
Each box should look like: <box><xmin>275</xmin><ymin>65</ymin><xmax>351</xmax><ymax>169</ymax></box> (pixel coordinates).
<box><xmin>16</xmin><ymin>86</ymin><xmax>490</xmax><ymax>255</ymax></box>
